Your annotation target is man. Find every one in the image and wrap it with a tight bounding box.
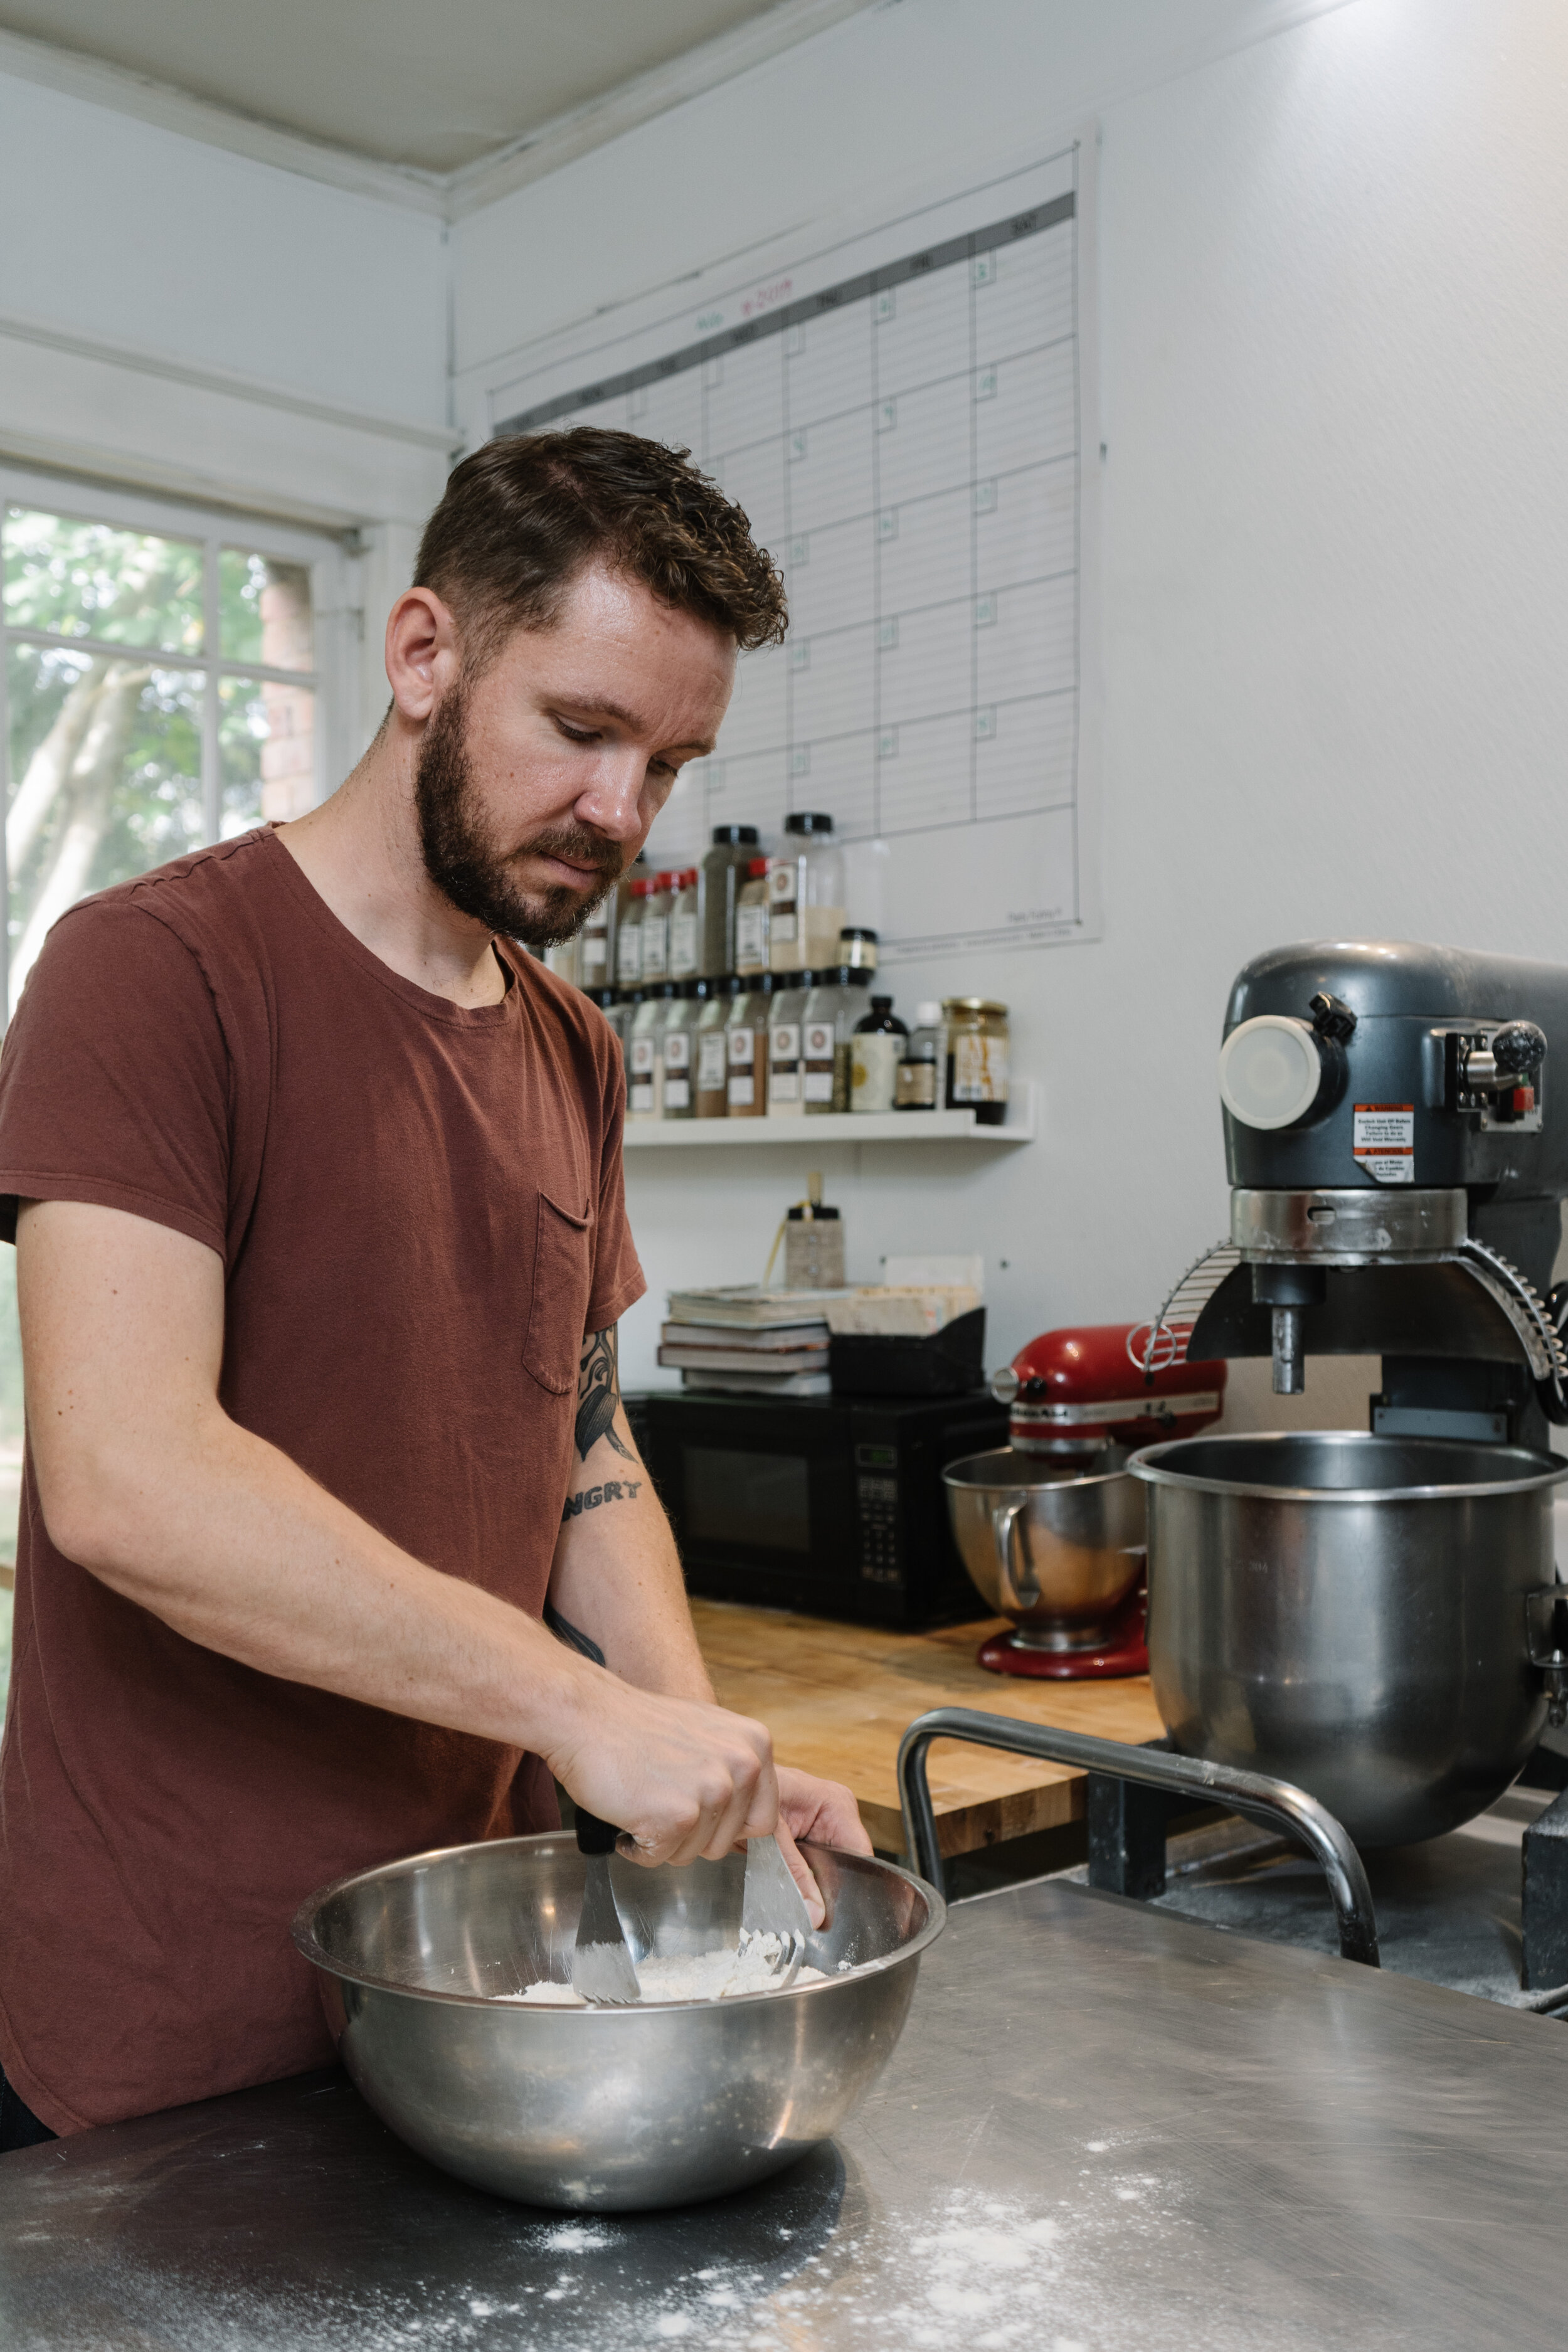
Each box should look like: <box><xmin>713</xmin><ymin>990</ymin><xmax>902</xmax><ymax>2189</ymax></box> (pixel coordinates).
<box><xmin>0</xmin><ymin>428</ymin><xmax>868</xmax><ymax>2148</ymax></box>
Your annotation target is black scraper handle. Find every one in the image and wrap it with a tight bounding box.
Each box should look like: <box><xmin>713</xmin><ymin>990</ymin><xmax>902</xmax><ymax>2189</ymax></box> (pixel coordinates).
<box><xmin>575</xmin><ymin>1807</ymin><xmax>620</xmax><ymax>1857</ymax></box>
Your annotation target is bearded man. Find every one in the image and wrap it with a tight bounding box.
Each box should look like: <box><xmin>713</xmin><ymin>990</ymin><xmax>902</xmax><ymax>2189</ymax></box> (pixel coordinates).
<box><xmin>0</xmin><ymin>428</ymin><xmax>867</xmax><ymax>2148</ymax></box>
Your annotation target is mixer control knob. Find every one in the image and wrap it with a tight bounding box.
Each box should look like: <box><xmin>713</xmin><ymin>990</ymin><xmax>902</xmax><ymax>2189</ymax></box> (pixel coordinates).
<box><xmin>1308</xmin><ymin>991</ymin><xmax>1358</xmax><ymax>1044</ymax></box>
<box><xmin>1493</xmin><ymin>1022</ymin><xmax>1547</xmax><ymax>1078</ymax></box>
<box><xmin>990</xmin><ymin>1367</ymin><xmax>1019</xmax><ymax>1405</ymax></box>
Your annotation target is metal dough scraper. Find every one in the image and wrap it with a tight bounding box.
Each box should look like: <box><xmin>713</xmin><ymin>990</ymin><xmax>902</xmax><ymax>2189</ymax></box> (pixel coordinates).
<box><xmin>571</xmin><ymin>1809</ymin><xmax>641</xmax><ymax>2006</ymax></box>
<box><xmin>741</xmin><ymin>1833</ymin><xmax>812</xmax><ymax>1986</ymax></box>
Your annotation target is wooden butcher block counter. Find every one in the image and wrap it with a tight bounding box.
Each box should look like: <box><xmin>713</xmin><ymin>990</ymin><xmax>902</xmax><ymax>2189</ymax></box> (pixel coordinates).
<box><xmin>691</xmin><ymin>1597</ymin><xmax>1164</xmax><ymax>1859</ymax></box>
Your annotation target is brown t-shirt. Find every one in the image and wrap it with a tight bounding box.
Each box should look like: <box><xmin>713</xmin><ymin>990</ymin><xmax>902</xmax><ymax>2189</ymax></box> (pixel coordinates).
<box><xmin>0</xmin><ymin>827</ymin><xmax>642</xmax><ymax>2133</ymax></box>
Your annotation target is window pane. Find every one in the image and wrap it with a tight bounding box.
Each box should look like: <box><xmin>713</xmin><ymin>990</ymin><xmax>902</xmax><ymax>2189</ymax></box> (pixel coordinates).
<box><xmin>220</xmin><ymin>675</ymin><xmax>316</xmax><ymax>832</ymax></box>
<box><xmin>3</xmin><ymin>505</ymin><xmax>203</xmax><ymax>654</ymax></box>
<box><xmin>219</xmin><ymin>549</ymin><xmax>313</xmax><ymax>670</ymax></box>
<box><xmin>7</xmin><ymin>644</ymin><xmax>204</xmax><ymax>1005</ymax></box>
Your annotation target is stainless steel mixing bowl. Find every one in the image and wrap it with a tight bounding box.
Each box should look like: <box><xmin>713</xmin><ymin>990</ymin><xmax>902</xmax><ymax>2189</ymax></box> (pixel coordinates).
<box><xmin>292</xmin><ymin>1831</ymin><xmax>943</xmax><ymax>2212</ymax></box>
<box><xmin>1131</xmin><ymin>1430</ymin><xmax>1568</xmax><ymax>1847</ymax></box>
<box><xmin>943</xmin><ymin>1446</ymin><xmax>1147</xmax><ymax>1646</ymax></box>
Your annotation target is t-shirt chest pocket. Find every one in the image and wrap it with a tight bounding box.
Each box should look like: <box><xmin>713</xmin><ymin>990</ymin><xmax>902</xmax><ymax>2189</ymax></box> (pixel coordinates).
<box><xmin>522</xmin><ymin>1191</ymin><xmax>595</xmax><ymax>1396</ymax></box>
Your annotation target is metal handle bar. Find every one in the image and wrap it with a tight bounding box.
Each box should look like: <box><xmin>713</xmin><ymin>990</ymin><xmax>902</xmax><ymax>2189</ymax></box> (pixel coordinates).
<box><xmin>896</xmin><ymin>1707</ymin><xmax>1380</xmax><ymax>1968</ymax></box>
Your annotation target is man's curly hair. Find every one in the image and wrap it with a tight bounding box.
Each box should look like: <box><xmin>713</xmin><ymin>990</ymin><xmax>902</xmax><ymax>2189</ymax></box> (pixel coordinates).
<box><xmin>414</xmin><ymin>427</ymin><xmax>788</xmax><ymax>668</ymax></box>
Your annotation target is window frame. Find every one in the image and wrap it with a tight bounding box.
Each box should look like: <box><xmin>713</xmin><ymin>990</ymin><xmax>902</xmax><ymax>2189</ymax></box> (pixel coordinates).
<box><xmin>0</xmin><ymin>467</ymin><xmax>357</xmax><ymax>1011</ymax></box>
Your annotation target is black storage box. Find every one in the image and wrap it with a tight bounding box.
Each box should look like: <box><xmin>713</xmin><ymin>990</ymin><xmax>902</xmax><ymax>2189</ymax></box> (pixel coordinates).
<box><xmin>829</xmin><ymin>1306</ymin><xmax>986</xmax><ymax>1397</ymax></box>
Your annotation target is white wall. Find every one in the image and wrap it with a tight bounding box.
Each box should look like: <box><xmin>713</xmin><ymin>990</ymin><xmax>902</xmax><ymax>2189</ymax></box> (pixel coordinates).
<box><xmin>0</xmin><ymin>68</ymin><xmax>455</xmax><ymax>743</ymax></box>
<box><xmin>453</xmin><ymin>0</ymin><xmax>1568</xmax><ymax>1417</ymax></box>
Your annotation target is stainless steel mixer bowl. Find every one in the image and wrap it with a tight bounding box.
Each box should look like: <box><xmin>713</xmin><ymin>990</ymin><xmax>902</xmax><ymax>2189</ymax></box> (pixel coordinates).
<box><xmin>943</xmin><ymin>1446</ymin><xmax>1147</xmax><ymax>1646</ymax></box>
<box><xmin>1131</xmin><ymin>1431</ymin><xmax>1568</xmax><ymax>1848</ymax></box>
<box><xmin>292</xmin><ymin>1831</ymin><xmax>943</xmax><ymax>2212</ymax></box>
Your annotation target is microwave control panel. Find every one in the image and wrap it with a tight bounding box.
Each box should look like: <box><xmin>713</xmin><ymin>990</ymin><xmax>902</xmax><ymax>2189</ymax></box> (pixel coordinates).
<box><xmin>855</xmin><ymin>1449</ymin><xmax>902</xmax><ymax>1584</ymax></box>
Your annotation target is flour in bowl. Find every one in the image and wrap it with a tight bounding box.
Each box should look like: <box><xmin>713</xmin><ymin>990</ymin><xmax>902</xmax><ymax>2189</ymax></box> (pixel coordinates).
<box><xmin>501</xmin><ymin>1929</ymin><xmax>829</xmax><ymax>2005</ymax></box>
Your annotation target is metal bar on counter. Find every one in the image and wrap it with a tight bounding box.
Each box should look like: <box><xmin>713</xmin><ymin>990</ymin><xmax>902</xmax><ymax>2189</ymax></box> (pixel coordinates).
<box><xmin>896</xmin><ymin>1705</ymin><xmax>1381</xmax><ymax>1967</ymax></box>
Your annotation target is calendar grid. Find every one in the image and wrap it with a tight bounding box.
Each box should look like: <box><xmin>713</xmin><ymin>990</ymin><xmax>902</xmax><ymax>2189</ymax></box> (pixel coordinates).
<box><xmin>489</xmin><ymin>151</ymin><xmax>1095</xmax><ymax>955</ymax></box>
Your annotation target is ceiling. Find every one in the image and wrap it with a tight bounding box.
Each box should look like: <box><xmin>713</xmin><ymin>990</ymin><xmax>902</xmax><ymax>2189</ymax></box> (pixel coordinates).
<box><xmin>0</xmin><ymin>0</ymin><xmax>820</xmax><ymax>176</ymax></box>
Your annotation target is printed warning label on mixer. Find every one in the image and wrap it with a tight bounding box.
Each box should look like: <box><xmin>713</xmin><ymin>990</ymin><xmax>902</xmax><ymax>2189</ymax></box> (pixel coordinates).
<box><xmin>1353</xmin><ymin>1103</ymin><xmax>1414</xmax><ymax>1184</ymax></box>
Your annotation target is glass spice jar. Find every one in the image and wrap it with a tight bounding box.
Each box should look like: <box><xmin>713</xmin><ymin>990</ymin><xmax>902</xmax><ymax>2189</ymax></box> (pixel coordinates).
<box><xmin>942</xmin><ymin>997</ymin><xmax>1010</xmax><ymax>1126</ymax></box>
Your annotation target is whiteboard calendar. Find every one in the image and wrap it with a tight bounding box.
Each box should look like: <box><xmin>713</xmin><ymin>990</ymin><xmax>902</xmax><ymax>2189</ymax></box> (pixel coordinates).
<box><xmin>489</xmin><ymin>140</ymin><xmax>1101</xmax><ymax>961</ymax></box>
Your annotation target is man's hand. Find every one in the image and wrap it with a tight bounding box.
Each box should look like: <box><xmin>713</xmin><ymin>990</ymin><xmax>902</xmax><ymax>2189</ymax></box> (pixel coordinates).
<box><xmin>544</xmin><ymin>1676</ymin><xmax>782</xmax><ymax>1868</ymax></box>
<box><xmin>775</xmin><ymin>1766</ymin><xmax>872</xmax><ymax>1926</ymax></box>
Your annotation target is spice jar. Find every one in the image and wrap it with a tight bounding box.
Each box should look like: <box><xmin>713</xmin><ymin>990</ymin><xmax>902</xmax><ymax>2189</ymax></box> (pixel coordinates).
<box><xmin>943</xmin><ymin>997</ymin><xmax>1010</xmax><ymax>1126</ymax></box>
<box><xmin>615</xmin><ymin>878</ymin><xmax>648</xmax><ymax>988</ymax></box>
<box><xmin>669</xmin><ymin>869</ymin><xmax>700</xmax><ymax>980</ymax></box>
<box><xmin>580</xmin><ymin>889</ymin><xmax>615</xmax><ymax>991</ymax></box>
<box><xmin>640</xmin><ymin>872</ymin><xmax>673</xmax><ymax>982</ymax></box>
<box><xmin>694</xmin><ymin>976</ymin><xmax>736</xmax><ymax>1118</ymax></box>
<box><xmin>660</xmin><ymin>982</ymin><xmax>702</xmax><ymax>1120</ymax></box>
<box><xmin>800</xmin><ymin>967</ymin><xmax>867</xmax><ymax>1113</ymax></box>
<box><xmin>725</xmin><ymin>973</ymin><xmax>771</xmax><ymax>1117</ymax></box>
<box><xmin>735</xmin><ymin>857</ymin><xmax>771</xmax><ymax>976</ymax></box>
<box><xmin>850</xmin><ymin>995</ymin><xmax>908</xmax><ymax>1113</ymax></box>
<box><xmin>700</xmin><ymin>825</ymin><xmax>761</xmax><ymax>977</ymax></box>
<box><xmin>767</xmin><ymin>971</ymin><xmax>813</xmax><ymax>1118</ymax></box>
<box><xmin>628</xmin><ymin>983</ymin><xmax>677</xmax><ymax>1120</ymax></box>
<box><xmin>839</xmin><ymin>926</ymin><xmax>879</xmax><ymax>974</ymax></box>
<box><xmin>895</xmin><ymin>1000</ymin><xmax>944</xmax><ymax>1110</ymax></box>
<box><xmin>768</xmin><ymin>812</ymin><xmax>845</xmax><ymax>973</ymax></box>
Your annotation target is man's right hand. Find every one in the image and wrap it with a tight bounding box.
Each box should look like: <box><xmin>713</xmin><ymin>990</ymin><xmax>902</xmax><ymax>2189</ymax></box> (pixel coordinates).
<box><xmin>544</xmin><ymin>1672</ymin><xmax>780</xmax><ymax>1868</ymax></box>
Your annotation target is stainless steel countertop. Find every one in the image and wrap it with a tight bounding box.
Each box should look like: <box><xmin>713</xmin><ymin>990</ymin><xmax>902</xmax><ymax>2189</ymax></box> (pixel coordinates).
<box><xmin>3</xmin><ymin>1877</ymin><xmax>1565</xmax><ymax>2349</ymax></box>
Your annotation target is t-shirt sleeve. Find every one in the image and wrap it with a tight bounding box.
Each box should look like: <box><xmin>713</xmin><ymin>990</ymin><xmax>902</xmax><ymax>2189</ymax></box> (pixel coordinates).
<box><xmin>0</xmin><ymin>899</ymin><xmax>231</xmax><ymax>1255</ymax></box>
<box><xmin>585</xmin><ymin>1020</ymin><xmax>644</xmax><ymax>1333</ymax></box>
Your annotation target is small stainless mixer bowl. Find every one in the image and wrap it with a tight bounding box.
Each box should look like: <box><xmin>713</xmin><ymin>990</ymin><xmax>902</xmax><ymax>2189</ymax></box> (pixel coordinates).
<box><xmin>943</xmin><ymin>1447</ymin><xmax>1147</xmax><ymax>1648</ymax></box>
<box><xmin>292</xmin><ymin>1832</ymin><xmax>943</xmax><ymax>2212</ymax></box>
<box><xmin>1132</xmin><ymin>1430</ymin><xmax>1568</xmax><ymax>1847</ymax></box>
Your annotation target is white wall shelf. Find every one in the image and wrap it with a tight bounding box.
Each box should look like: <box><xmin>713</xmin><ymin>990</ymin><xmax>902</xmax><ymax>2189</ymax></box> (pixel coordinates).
<box><xmin>623</xmin><ymin>1083</ymin><xmax>1036</xmax><ymax>1148</ymax></box>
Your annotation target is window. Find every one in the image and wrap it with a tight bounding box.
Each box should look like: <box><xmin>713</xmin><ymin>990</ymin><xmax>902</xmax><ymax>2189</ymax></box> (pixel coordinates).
<box><xmin>1</xmin><ymin>472</ymin><xmax>350</xmax><ymax>1016</ymax></box>
<box><xmin>0</xmin><ymin>475</ymin><xmax>352</xmax><ymax>1712</ymax></box>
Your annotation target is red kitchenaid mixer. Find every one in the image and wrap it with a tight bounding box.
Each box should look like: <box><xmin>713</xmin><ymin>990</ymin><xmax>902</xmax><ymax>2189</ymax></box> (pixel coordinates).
<box><xmin>946</xmin><ymin>1323</ymin><xmax>1226</xmax><ymax>1678</ymax></box>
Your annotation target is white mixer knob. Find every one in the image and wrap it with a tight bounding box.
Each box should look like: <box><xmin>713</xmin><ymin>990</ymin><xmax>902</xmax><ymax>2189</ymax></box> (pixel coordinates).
<box><xmin>1218</xmin><ymin>1015</ymin><xmax>1325</xmax><ymax>1130</ymax></box>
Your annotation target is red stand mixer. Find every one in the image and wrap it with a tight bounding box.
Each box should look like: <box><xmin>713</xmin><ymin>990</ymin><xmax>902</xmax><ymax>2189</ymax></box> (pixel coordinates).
<box><xmin>943</xmin><ymin>1324</ymin><xmax>1226</xmax><ymax>1678</ymax></box>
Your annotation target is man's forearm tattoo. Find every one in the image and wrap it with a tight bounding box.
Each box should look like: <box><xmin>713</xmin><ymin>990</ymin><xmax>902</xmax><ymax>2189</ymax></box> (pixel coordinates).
<box><xmin>561</xmin><ymin>1477</ymin><xmax>643</xmax><ymax>1523</ymax></box>
<box><xmin>575</xmin><ymin>1327</ymin><xmax>635</xmax><ymax>1465</ymax></box>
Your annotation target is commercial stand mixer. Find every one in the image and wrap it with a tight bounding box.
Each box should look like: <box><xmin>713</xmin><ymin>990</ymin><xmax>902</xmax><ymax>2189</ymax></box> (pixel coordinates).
<box><xmin>1131</xmin><ymin>940</ymin><xmax>1568</xmax><ymax>1858</ymax></box>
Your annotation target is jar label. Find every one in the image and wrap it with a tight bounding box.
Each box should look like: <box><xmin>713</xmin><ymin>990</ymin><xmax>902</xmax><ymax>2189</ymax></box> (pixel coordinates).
<box><xmin>728</xmin><ymin>1027</ymin><xmax>755</xmax><ymax>1066</ymax></box>
<box><xmin>664</xmin><ymin>1078</ymin><xmax>691</xmax><ymax>1111</ymax></box>
<box><xmin>630</xmin><ymin>1037</ymin><xmax>655</xmax><ymax>1074</ymax></box>
<box><xmin>770</xmin><ymin>1023</ymin><xmax>800</xmax><ymax>1060</ymax></box>
<box><xmin>736</xmin><ymin>903</ymin><xmax>769</xmax><ymax>968</ymax></box>
<box><xmin>616</xmin><ymin>933</ymin><xmax>642</xmax><ymax>984</ymax></box>
<box><xmin>803</xmin><ymin>1020</ymin><xmax>834</xmax><ymax>1057</ymax></box>
<box><xmin>951</xmin><ymin>1033</ymin><xmax>1009</xmax><ymax>1103</ymax></box>
<box><xmin>697</xmin><ymin>1033</ymin><xmax>728</xmax><ymax>1088</ymax></box>
<box><xmin>767</xmin><ymin>861</ymin><xmax>797</xmax><ymax>906</ymax></box>
<box><xmin>583</xmin><ymin>934</ymin><xmax>607</xmax><ymax>973</ymax></box>
<box><xmin>896</xmin><ymin>1060</ymin><xmax>938</xmax><ymax>1108</ymax></box>
<box><xmin>803</xmin><ymin>1070</ymin><xmax>834</xmax><ymax>1103</ymax></box>
<box><xmin>670</xmin><ymin>911</ymin><xmax>699</xmax><ymax>977</ymax></box>
<box><xmin>640</xmin><ymin>919</ymin><xmax>668</xmax><ymax>978</ymax></box>
<box><xmin>728</xmin><ymin>1073</ymin><xmax>755</xmax><ymax>1108</ymax></box>
<box><xmin>770</xmin><ymin>1071</ymin><xmax>800</xmax><ymax>1103</ymax></box>
<box><xmin>664</xmin><ymin>1031</ymin><xmax>691</xmax><ymax>1069</ymax></box>
<box><xmin>630</xmin><ymin>1080</ymin><xmax>655</xmax><ymax>1113</ymax></box>
<box><xmin>771</xmin><ymin>911</ymin><xmax>798</xmax><ymax>943</ymax></box>
<box><xmin>851</xmin><ymin>1032</ymin><xmax>901</xmax><ymax>1113</ymax></box>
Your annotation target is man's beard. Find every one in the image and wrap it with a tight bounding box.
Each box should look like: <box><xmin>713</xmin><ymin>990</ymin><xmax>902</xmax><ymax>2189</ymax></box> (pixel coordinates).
<box><xmin>414</xmin><ymin>684</ymin><xmax>623</xmax><ymax>950</ymax></box>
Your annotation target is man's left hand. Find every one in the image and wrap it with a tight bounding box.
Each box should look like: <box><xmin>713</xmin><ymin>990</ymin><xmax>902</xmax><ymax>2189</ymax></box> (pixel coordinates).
<box><xmin>771</xmin><ymin>1765</ymin><xmax>872</xmax><ymax>1927</ymax></box>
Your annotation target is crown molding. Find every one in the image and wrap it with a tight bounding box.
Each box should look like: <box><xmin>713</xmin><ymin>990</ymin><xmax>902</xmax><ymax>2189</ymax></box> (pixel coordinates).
<box><xmin>0</xmin><ymin>1</ymin><xmax>884</xmax><ymax>223</ymax></box>
<box><xmin>0</xmin><ymin>307</ymin><xmax>459</xmax><ymax>452</ymax></box>
<box><xmin>439</xmin><ymin>0</ymin><xmax>886</xmax><ymax>220</ymax></box>
<box><xmin>0</xmin><ymin>24</ymin><xmax>447</xmax><ymax>212</ymax></box>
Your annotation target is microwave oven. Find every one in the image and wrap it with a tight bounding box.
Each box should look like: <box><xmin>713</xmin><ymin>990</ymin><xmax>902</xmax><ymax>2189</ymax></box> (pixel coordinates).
<box><xmin>627</xmin><ymin>1389</ymin><xmax>1008</xmax><ymax>1629</ymax></box>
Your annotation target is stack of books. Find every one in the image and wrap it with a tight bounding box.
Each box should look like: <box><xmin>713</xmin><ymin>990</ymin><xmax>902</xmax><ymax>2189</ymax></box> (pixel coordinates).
<box><xmin>659</xmin><ymin>1286</ymin><xmax>847</xmax><ymax>1397</ymax></box>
